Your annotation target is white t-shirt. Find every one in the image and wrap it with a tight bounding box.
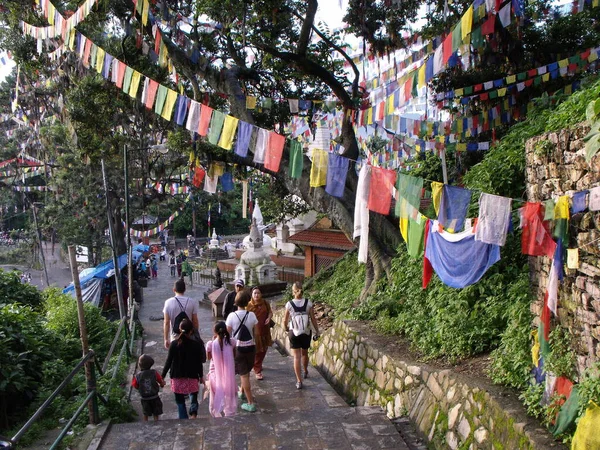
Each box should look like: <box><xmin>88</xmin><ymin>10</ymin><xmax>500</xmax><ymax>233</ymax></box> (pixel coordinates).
<box><xmin>163</xmin><ymin>296</ymin><xmax>199</xmax><ymax>336</ymax></box>
<box><xmin>225</xmin><ymin>310</ymin><xmax>258</xmax><ymax>347</ymax></box>
<box><xmin>285</xmin><ymin>298</ymin><xmax>313</xmax><ymax>334</ymax></box>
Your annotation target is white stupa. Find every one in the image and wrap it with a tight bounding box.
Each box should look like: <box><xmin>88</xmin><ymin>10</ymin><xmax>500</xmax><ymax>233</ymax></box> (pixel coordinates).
<box><xmin>243</xmin><ymin>200</ymin><xmax>273</xmax><ymax>250</ymax></box>
<box><xmin>235</xmin><ymin>218</ymin><xmax>277</xmax><ymax>286</ymax></box>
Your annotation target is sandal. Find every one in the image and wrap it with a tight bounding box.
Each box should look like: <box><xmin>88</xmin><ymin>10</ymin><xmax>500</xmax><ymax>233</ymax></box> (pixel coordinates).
<box><xmin>304</xmin><ymin>369</ymin><xmax>309</xmax><ymax>379</ymax></box>
<box><xmin>296</xmin><ymin>381</ymin><xmax>303</xmax><ymax>390</ymax></box>
<box><xmin>256</xmin><ymin>372</ymin><xmax>264</xmax><ymax>380</ymax></box>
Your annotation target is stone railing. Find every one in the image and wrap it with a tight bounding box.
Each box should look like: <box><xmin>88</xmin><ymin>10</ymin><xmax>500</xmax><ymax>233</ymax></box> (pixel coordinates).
<box><xmin>272</xmin><ymin>313</ymin><xmax>562</xmax><ymax>449</ymax></box>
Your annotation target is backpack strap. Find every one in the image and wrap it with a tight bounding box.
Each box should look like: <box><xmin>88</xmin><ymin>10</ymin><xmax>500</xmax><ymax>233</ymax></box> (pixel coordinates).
<box><xmin>233</xmin><ymin>311</ymin><xmax>249</xmax><ymax>338</ymax></box>
<box><xmin>175</xmin><ymin>297</ymin><xmax>188</xmax><ymax>312</ymax></box>
<box><xmin>289</xmin><ymin>299</ymin><xmax>308</xmax><ymax>313</ymax></box>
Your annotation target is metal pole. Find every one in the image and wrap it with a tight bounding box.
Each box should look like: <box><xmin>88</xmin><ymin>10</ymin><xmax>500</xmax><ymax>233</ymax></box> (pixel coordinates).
<box><xmin>31</xmin><ymin>202</ymin><xmax>50</xmax><ymax>287</ymax></box>
<box><xmin>67</xmin><ymin>246</ymin><xmax>99</xmax><ymax>425</ymax></box>
<box><xmin>101</xmin><ymin>159</ymin><xmax>126</xmax><ymax>320</ymax></box>
<box><xmin>124</xmin><ymin>145</ymin><xmax>134</xmax><ymax>329</ymax></box>
<box><xmin>440</xmin><ymin>148</ymin><xmax>449</xmax><ymax>185</ymax></box>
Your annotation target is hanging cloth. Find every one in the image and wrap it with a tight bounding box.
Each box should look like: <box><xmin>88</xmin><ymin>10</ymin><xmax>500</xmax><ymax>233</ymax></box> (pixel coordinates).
<box><xmin>220</xmin><ymin>172</ymin><xmax>234</xmax><ymax>192</ymax></box>
<box><xmin>204</xmin><ymin>172</ymin><xmax>218</xmax><ymax>193</ymax></box>
<box><xmin>571</xmin><ymin>190</ymin><xmax>588</xmax><ymax>214</ymax></box>
<box><xmin>325</xmin><ymin>152</ymin><xmax>349</xmax><ymax>198</ymax></box>
<box><xmin>173</xmin><ymin>95</ymin><xmax>190</xmax><ymax>126</ymax></box>
<box><xmin>589</xmin><ymin>186</ymin><xmax>600</xmax><ymax>211</ymax></box>
<box><xmin>115</xmin><ymin>60</ymin><xmax>127</xmax><ymax>89</ymax></box>
<box><xmin>192</xmin><ymin>166</ymin><xmax>205</xmax><ymax>188</ymax></box>
<box><xmin>144</xmin><ymin>79</ymin><xmax>159</xmax><ymax>109</ymax></box>
<box><xmin>424</xmin><ymin>220</ymin><xmax>501</xmax><ymax>288</ymax></box>
<box><xmin>95</xmin><ymin>48</ymin><xmax>105</xmax><ymax>74</ymax></box>
<box><xmin>475</xmin><ymin>193</ymin><xmax>512</xmax><ymax>246</ymax></box>
<box><xmin>547</xmin><ymin>238</ymin><xmax>564</xmax><ymax>316</ymax></box>
<box><xmin>186</xmin><ymin>100</ymin><xmax>201</xmax><ymax>132</ymax></box>
<box><xmin>353</xmin><ymin>164</ymin><xmax>371</xmax><ymax>264</ymax></box>
<box><xmin>572</xmin><ymin>401</ymin><xmax>600</xmax><ymax>450</ymax></box>
<box><xmin>208</xmin><ymin>110</ymin><xmax>226</xmax><ymax>145</ymax></box>
<box><xmin>218</xmin><ymin>116</ymin><xmax>239</xmax><ymax>150</ymax></box>
<box><xmin>567</xmin><ymin>248</ymin><xmax>579</xmax><ymax>269</ymax></box>
<box><xmin>422</xmin><ymin>219</ymin><xmax>434</xmax><ymax>288</ymax></box>
<box><xmin>431</xmin><ymin>181</ymin><xmax>443</xmax><ymax>216</ymax></box>
<box><xmin>253</xmin><ymin>128</ymin><xmax>268</xmax><ymax>164</ymax></box>
<box><xmin>154</xmin><ymin>85</ymin><xmax>168</xmax><ymax>116</ymax></box>
<box><xmin>438</xmin><ymin>185</ymin><xmax>472</xmax><ymax>232</ymax></box>
<box><xmin>368</xmin><ymin>167</ymin><xmax>396</xmax><ymax>215</ymax></box>
<box><xmin>549</xmin><ymin>386</ymin><xmax>580</xmax><ymax>437</ymax></box>
<box><xmin>543</xmin><ymin>199</ymin><xmax>555</xmax><ymax>221</ymax></box>
<box><xmin>396</xmin><ymin>173</ymin><xmax>423</xmax><ymax>219</ymax></box>
<box><xmin>234</xmin><ymin>122</ymin><xmax>253</xmax><ymax>157</ymax></box>
<box><xmin>407</xmin><ymin>214</ymin><xmax>426</xmax><ymax>258</ymax></box>
<box><xmin>197</xmin><ymin>105</ymin><xmax>213</xmax><ymax>136</ymax></box>
<box><xmin>309</xmin><ymin>149</ymin><xmax>328</xmax><ymax>187</ymax></box>
<box><xmin>520</xmin><ymin>202</ymin><xmax>556</xmax><ymax>257</ymax></box>
<box><xmin>553</xmin><ymin>195</ymin><xmax>570</xmax><ymax>242</ymax></box>
<box><xmin>161</xmin><ymin>89</ymin><xmax>177</xmax><ymax>121</ymax></box>
<box><xmin>265</xmin><ymin>132</ymin><xmax>285</xmax><ymax>172</ymax></box>
<box><xmin>129</xmin><ymin>71</ymin><xmax>142</xmax><ymax>98</ymax></box>
<box><xmin>242</xmin><ymin>180</ymin><xmax>248</xmax><ymax>219</ymax></box>
<box><xmin>122</xmin><ymin>66</ymin><xmax>133</xmax><ymax>93</ymax></box>
<box><xmin>288</xmin><ymin>140</ymin><xmax>304</xmax><ymax>178</ymax></box>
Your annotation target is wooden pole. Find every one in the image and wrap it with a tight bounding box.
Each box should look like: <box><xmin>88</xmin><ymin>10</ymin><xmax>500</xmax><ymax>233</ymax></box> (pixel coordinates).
<box><xmin>67</xmin><ymin>245</ymin><xmax>99</xmax><ymax>424</ymax></box>
<box><xmin>31</xmin><ymin>202</ymin><xmax>50</xmax><ymax>287</ymax></box>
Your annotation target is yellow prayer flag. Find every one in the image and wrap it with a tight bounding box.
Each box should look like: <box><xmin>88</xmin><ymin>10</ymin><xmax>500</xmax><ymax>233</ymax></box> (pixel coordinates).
<box><xmin>457</xmin><ymin>143</ymin><xmax>467</xmax><ymax>151</ymax></box>
<box><xmin>558</xmin><ymin>58</ymin><xmax>569</xmax><ymax>68</ymax></box>
<box><xmin>387</xmin><ymin>94</ymin><xmax>395</xmax><ymax>114</ymax></box>
<box><xmin>418</xmin><ymin>64</ymin><xmax>426</xmax><ymax>89</ymax></box>
<box><xmin>366</xmin><ymin>107</ymin><xmax>373</xmax><ymax>125</ymax></box>
<box><xmin>567</xmin><ymin>248</ymin><xmax>579</xmax><ymax>269</ymax></box>
<box><xmin>431</xmin><ymin>181</ymin><xmax>443</xmax><ymax>215</ymax></box>
<box><xmin>506</xmin><ymin>75</ymin><xmax>516</xmax><ymax>84</ymax></box>
<box><xmin>246</xmin><ymin>96</ymin><xmax>257</xmax><ymax>109</ymax></box>
<box><xmin>309</xmin><ymin>148</ymin><xmax>328</xmax><ymax>187</ymax></box>
<box><xmin>217</xmin><ymin>115</ymin><xmax>239</xmax><ymax>150</ymax></box>
<box><xmin>129</xmin><ymin>71</ymin><xmax>142</xmax><ymax>98</ymax></box>
<box><xmin>498</xmin><ymin>88</ymin><xmax>507</xmax><ymax>97</ymax></box>
<box><xmin>554</xmin><ymin>195</ymin><xmax>570</xmax><ymax>219</ymax></box>
<box><xmin>399</xmin><ymin>218</ymin><xmax>408</xmax><ymax>243</ymax></box>
<box><xmin>95</xmin><ymin>48</ymin><xmax>105</xmax><ymax>73</ymax></box>
<box><xmin>572</xmin><ymin>402</ymin><xmax>600</xmax><ymax>450</ymax></box>
<box><xmin>594</xmin><ymin>0</ymin><xmax>599</xmax><ymax>6</ymax></box>
<box><xmin>542</xmin><ymin>73</ymin><xmax>549</xmax><ymax>82</ymax></box>
<box><xmin>461</xmin><ymin>6</ymin><xmax>473</xmax><ymax>41</ymax></box>
<box><xmin>160</xmin><ymin>89</ymin><xmax>178</xmax><ymax>121</ymax></box>
<box><xmin>68</xmin><ymin>29</ymin><xmax>76</xmax><ymax>51</ymax></box>
<box><xmin>565</xmin><ymin>85</ymin><xmax>572</xmax><ymax>95</ymax></box>
<box><xmin>48</xmin><ymin>3</ymin><xmax>55</xmax><ymax>25</ymax></box>
<box><xmin>455</xmin><ymin>88</ymin><xmax>464</xmax><ymax>96</ymax></box>
<box><xmin>589</xmin><ymin>51</ymin><xmax>599</xmax><ymax>62</ymax></box>
<box><xmin>142</xmin><ymin>0</ymin><xmax>149</xmax><ymax>26</ymax></box>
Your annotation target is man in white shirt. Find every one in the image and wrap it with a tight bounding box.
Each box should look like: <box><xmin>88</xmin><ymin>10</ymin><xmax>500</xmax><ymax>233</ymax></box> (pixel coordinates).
<box><xmin>163</xmin><ymin>279</ymin><xmax>199</xmax><ymax>349</ymax></box>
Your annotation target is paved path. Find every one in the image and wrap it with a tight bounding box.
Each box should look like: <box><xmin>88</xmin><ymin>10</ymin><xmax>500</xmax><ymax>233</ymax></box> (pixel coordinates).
<box><xmin>94</xmin><ymin>257</ymin><xmax>414</xmax><ymax>449</ymax></box>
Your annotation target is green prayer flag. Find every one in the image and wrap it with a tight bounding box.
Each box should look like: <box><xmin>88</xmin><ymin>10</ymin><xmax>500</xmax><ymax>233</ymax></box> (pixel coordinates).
<box><xmin>543</xmin><ymin>199</ymin><xmax>555</xmax><ymax>221</ymax></box>
<box><xmin>208</xmin><ymin>111</ymin><xmax>226</xmax><ymax>145</ymax></box>
<box><xmin>517</xmin><ymin>72</ymin><xmax>527</xmax><ymax>81</ymax></box>
<box><xmin>553</xmin><ymin>218</ymin><xmax>568</xmax><ymax>242</ymax></box>
<box><xmin>407</xmin><ymin>217</ymin><xmax>426</xmax><ymax>258</ymax></box>
<box><xmin>464</xmin><ymin>85</ymin><xmax>473</xmax><ymax>95</ymax></box>
<box><xmin>550</xmin><ymin>386</ymin><xmax>580</xmax><ymax>436</ymax></box>
<box><xmin>452</xmin><ymin>22</ymin><xmax>462</xmax><ymax>50</ymax></box>
<box><xmin>471</xmin><ymin>27</ymin><xmax>483</xmax><ymax>50</ymax></box>
<box><xmin>122</xmin><ymin>66</ymin><xmax>133</xmax><ymax>94</ymax></box>
<box><xmin>154</xmin><ymin>85</ymin><xmax>168</xmax><ymax>116</ymax></box>
<box><xmin>395</xmin><ymin>173</ymin><xmax>423</xmax><ymax>218</ymax></box>
<box><xmin>288</xmin><ymin>140</ymin><xmax>304</xmax><ymax>178</ymax></box>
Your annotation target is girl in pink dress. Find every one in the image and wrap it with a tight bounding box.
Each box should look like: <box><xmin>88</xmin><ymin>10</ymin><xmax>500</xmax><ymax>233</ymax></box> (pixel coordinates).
<box><xmin>206</xmin><ymin>321</ymin><xmax>237</xmax><ymax>417</ymax></box>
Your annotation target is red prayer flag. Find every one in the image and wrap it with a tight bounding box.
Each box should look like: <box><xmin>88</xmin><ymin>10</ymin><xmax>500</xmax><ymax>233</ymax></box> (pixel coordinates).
<box><xmin>423</xmin><ymin>219</ymin><xmax>433</xmax><ymax>289</ymax></box>
<box><xmin>521</xmin><ymin>202</ymin><xmax>556</xmax><ymax>257</ymax></box>
<box><xmin>474</xmin><ymin>83</ymin><xmax>483</xmax><ymax>92</ymax></box>
<box><xmin>197</xmin><ymin>105</ymin><xmax>213</xmax><ymax>136</ymax></box>
<box><xmin>192</xmin><ymin>166</ymin><xmax>205</xmax><ymax>187</ymax></box>
<box><xmin>264</xmin><ymin>132</ymin><xmax>285</xmax><ymax>172</ymax></box>
<box><xmin>367</xmin><ymin>166</ymin><xmax>396</xmax><ymax>215</ymax></box>
<box><xmin>481</xmin><ymin>14</ymin><xmax>496</xmax><ymax>35</ymax></box>
<box><xmin>443</xmin><ymin>34</ymin><xmax>453</xmax><ymax>65</ymax></box>
<box><xmin>145</xmin><ymin>79</ymin><xmax>159</xmax><ymax>109</ymax></box>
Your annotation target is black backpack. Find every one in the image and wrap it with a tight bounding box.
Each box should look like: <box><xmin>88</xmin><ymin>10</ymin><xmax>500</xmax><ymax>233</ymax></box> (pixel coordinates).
<box><xmin>233</xmin><ymin>311</ymin><xmax>252</xmax><ymax>342</ymax></box>
<box><xmin>136</xmin><ymin>369</ymin><xmax>160</xmax><ymax>400</ymax></box>
<box><xmin>172</xmin><ymin>297</ymin><xmax>191</xmax><ymax>335</ymax></box>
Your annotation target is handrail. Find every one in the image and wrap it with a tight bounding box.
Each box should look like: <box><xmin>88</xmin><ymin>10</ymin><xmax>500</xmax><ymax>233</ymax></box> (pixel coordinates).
<box><xmin>102</xmin><ymin>317</ymin><xmax>128</xmax><ymax>374</ymax></box>
<box><xmin>0</xmin><ymin>351</ymin><xmax>96</xmax><ymax>449</ymax></box>
<box><xmin>48</xmin><ymin>390</ymin><xmax>96</xmax><ymax>450</ymax></box>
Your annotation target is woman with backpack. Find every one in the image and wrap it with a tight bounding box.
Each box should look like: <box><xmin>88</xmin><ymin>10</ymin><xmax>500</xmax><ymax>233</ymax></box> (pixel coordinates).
<box><xmin>246</xmin><ymin>286</ymin><xmax>273</xmax><ymax>380</ymax></box>
<box><xmin>283</xmin><ymin>282</ymin><xmax>320</xmax><ymax>390</ymax></box>
<box><xmin>161</xmin><ymin>318</ymin><xmax>205</xmax><ymax>419</ymax></box>
<box><xmin>225</xmin><ymin>290</ymin><xmax>258</xmax><ymax>412</ymax></box>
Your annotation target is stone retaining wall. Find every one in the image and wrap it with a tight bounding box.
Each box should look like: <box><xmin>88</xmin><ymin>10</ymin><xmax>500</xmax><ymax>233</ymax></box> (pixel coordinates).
<box><xmin>525</xmin><ymin>124</ymin><xmax>600</xmax><ymax>376</ymax></box>
<box><xmin>272</xmin><ymin>315</ymin><xmax>561</xmax><ymax>449</ymax></box>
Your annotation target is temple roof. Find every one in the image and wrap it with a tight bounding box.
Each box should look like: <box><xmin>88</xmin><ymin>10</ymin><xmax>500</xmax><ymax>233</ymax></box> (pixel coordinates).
<box><xmin>288</xmin><ymin>228</ymin><xmax>355</xmax><ymax>251</ymax></box>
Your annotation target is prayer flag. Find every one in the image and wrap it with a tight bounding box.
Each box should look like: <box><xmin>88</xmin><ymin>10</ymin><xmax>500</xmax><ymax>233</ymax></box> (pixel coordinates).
<box><xmin>309</xmin><ymin>148</ymin><xmax>328</xmax><ymax>187</ymax></box>
<box><xmin>264</xmin><ymin>132</ymin><xmax>285</xmax><ymax>172</ymax></box>
<box><xmin>325</xmin><ymin>152</ymin><xmax>349</xmax><ymax>198</ymax></box>
<box><xmin>145</xmin><ymin>80</ymin><xmax>159</xmax><ymax>109</ymax></box>
<box><xmin>154</xmin><ymin>85</ymin><xmax>168</xmax><ymax>116</ymax></box>
<box><xmin>218</xmin><ymin>115</ymin><xmax>239</xmax><ymax>150</ymax></box>
<box><xmin>289</xmin><ymin>140</ymin><xmax>304</xmax><ymax>178</ymax></box>
<box><xmin>235</xmin><ymin>121</ymin><xmax>253</xmax><ymax>157</ymax></box>
<box><xmin>129</xmin><ymin>71</ymin><xmax>141</xmax><ymax>98</ymax></box>
<box><xmin>253</xmin><ymin>128</ymin><xmax>268</xmax><ymax>164</ymax></box>
<box><xmin>161</xmin><ymin>89</ymin><xmax>177</xmax><ymax>121</ymax></box>
<box><xmin>207</xmin><ymin>110</ymin><xmax>226</xmax><ymax>145</ymax></box>
<box><xmin>438</xmin><ymin>185</ymin><xmax>472</xmax><ymax>231</ymax></box>
<box><xmin>368</xmin><ymin>167</ymin><xmax>396</xmax><ymax>215</ymax></box>
<box><xmin>353</xmin><ymin>164</ymin><xmax>371</xmax><ymax>263</ymax></box>
<box><xmin>198</xmin><ymin>105</ymin><xmax>213</xmax><ymax>136</ymax></box>
<box><xmin>520</xmin><ymin>202</ymin><xmax>556</xmax><ymax>257</ymax></box>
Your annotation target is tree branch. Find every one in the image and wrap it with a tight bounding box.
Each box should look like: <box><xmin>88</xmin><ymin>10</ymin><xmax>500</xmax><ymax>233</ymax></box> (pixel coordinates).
<box><xmin>296</xmin><ymin>0</ymin><xmax>318</xmax><ymax>55</ymax></box>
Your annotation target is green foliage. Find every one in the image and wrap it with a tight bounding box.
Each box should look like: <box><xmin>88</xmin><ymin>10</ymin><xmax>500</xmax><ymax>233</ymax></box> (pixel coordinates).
<box><xmin>43</xmin><ymin>288</ymin><xmax>117</xmax><ymax>361</ymax></box>
<box><xmin>488</xmin><ymin>293</ymin><xmax>533</xmax><ymax>390</ymax></box>
<box><xmin>0</xmin><ymin>269</ymin><xmax>43</xmax><ymax>308</ymax></box>
<box><xmin>303</xmin><ymin>251</ymin><xmax>365</xmax><ymax>314</ymax></box>
<box><xmin>545</xmin><ymin>326</ymin><xmax>577</xmax><ymax>380</ymax></box>
<box><xmin>577</xmin><ymin>363</ymin><xmax>600</xmax><ymax>416</ymax></box>
<box><xmin>519</xmin><ymin>382</ymin><xmax>545</xmax><ymax>420</ymax></box>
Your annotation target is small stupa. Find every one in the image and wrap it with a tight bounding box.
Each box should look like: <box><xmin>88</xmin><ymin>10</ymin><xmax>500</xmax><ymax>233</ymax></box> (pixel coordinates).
<box><xmin>209</xmin><ymin>228</ymin><xmax>220</xmax><ymax>249</ymax></box>
<box><xmin>235</xmin><ymin>218</ymin><xmax>277</xmax><ymax>286</ymax></box>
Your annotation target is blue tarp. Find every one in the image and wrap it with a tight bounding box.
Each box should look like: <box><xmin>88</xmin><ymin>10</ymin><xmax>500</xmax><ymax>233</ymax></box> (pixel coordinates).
<box><xmin>63</xmin><ymin>251</ymin><xmax>143</xmax><ymax>294</ymax></box>
<box><xmin>133</xmin><ymin>244</ymin><xmax>149</xmax><ymax>252</ymax></box>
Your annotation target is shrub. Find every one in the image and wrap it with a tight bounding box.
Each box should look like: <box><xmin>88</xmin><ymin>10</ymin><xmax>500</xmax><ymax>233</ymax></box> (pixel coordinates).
<box><xmin>0</xmin><ymin>269</ymin><xmax>43</xmax><ymax>308</ymax></box>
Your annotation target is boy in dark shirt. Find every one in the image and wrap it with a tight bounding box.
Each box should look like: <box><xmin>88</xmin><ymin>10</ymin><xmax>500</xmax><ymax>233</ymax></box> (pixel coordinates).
<box><xmin>132</xmin><ymin>354</ymin><xmax>165</xmax><ymax>421</ymax></box>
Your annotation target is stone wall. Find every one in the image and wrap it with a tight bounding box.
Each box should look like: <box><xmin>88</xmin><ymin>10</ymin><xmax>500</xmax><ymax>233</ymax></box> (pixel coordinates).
<box><xmin>272</xmin><ymin>315</ymin><xmax>560</xmax><ymax>449</ymax></box>
<box><xmin>525</xmin><ymin>124</ymin><xmax>600</xmax><ymax>376</ymax></box>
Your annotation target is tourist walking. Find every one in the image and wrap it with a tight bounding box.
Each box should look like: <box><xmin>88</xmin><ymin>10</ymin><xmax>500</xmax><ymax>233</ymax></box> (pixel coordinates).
<box><xmin>163</xmin><ymin>279</ymin><xmax>199</xmax><ymax>349</ymax></box>
<box><xmin>283</xmin><ymin>282</ymin><xmax>319</xmax><ymax>389</ymax></box>
<box><xmin>168</xmin><ymin>251</ymin><xmax>176</xmax><ymax>277</ymax></box>
<box><xmin>246</xmin><ymin>286</ymin><xmax>273</xmax><ymax>380</ymax></box>
<box><xmin>151</xmin><ymin>255</ymin><xmax>158</xmax><ymax>278</ymax></box>
<box><xmin>205</xmin><ymin>321</ymin><xmax>237</xmax><ymax>417</ymax></box>
<box><xmin>225</xmin><ymin>291</ymin><xmax>258</xmax><ymax>412</ymax></box>
<box><xmin>222</xmin><ymin>279</ymin><xmax>245</xmax><ymax>319</ymax></box>
<box><xmin>131</xmin><ymin>354</ymin><xmax>165</xmax><ymax>421</ymax></box>
<box><xmin>161</xmin><ymin>318</ymin><xmax>205</xmax><ymax>419</ymax></box>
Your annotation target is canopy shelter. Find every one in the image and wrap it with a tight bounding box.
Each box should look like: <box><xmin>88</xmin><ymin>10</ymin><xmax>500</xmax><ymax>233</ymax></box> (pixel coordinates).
<box><xmin>132</xmin><ymin>215</ymin><xmax>158</xmax><ymax>226</ymax></box>
<box><xmin>63</xmin><ymin>251</ymin><xmax>143</xmax><ymax>306</ymax></box>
